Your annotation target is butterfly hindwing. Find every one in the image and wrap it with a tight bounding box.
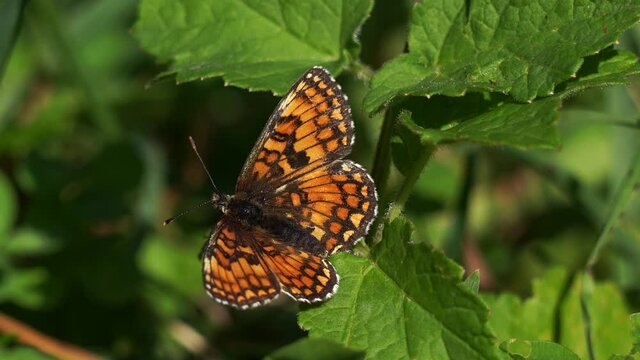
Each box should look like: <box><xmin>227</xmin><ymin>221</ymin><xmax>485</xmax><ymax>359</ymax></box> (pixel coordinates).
<box><xmin>263</xmin><ymin>160</ymin><xmax>378</xmax><ymax>254</ymax></box>
<box><xmin>236</xmin><ymin>67</ymin><xmax>354</xmax><ymax>196</ymax></box>
<box><xmin>256</xmin><ymin>234</ymin><xmax>339</xmax><ymax>302</ymax></box>
<box><xmin>202</xmin><ymin>217</ymin><xmax>280</xmax><ymax>309</ymax></box>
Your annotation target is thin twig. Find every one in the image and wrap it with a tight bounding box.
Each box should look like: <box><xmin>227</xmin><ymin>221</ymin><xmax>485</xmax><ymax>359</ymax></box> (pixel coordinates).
<box><xmin>0</xmin><ymin>312</ymin><xmax>101</xmax><ymax>360</ymax></box>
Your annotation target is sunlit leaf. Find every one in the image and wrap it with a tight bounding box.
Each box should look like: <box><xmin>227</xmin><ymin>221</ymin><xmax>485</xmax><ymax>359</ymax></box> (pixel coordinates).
<box><xmin>299</xmin><ymin>216</ymin><xmax>499</xmax><ymax>360</ymax></box>
<box><xmin>499</xmin><ymin>340</ymin><xmax>580</xmax><ymax>360</ymax></box>
<box><xmin>134</xmin><ymin>0</ymin><xmax>373</xmax><ymax>93</ymax></box>
<box><xmin>561</xmin><ymin>275</ymin><xmax>632</xmax><ymax>359</ymax></box>
<box><xmin>364</xmin><ymin>0</ymin><xmax>640</xmax><ymax>113</ymax></box>
<box><xmin>483</xmin><ymin>268</ymin><xmax>568</xmax><ymax>341</ymax></box>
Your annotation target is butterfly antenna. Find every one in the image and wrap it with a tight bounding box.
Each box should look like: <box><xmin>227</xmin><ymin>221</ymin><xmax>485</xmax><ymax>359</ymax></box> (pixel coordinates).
<box><xmin>188</xmin><ymin>136</ymin><xmax>222</xmax><ymax>196</ymax></box>
<box><xmin>162</xmin><ymin>199</ymin><xmax>213</xmax><ymax>226</ymax></box>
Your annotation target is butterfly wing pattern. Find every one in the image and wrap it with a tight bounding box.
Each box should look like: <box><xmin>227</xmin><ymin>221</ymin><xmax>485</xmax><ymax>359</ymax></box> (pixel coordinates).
<box><xmin>202</xmin><ymin>67</ymin><xmax>378</xmax><ymax>309</ymax></box>
<box><xmin>202</xmin><ymin>218</ymin><xmax>281</xmax><ymax>308</ymax></box>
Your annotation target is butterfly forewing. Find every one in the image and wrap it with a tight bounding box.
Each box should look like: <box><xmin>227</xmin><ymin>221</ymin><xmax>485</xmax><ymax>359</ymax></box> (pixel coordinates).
<box><xmin>236</xmin><ymin>67</ymin><xmax>354</xmax><ymax>196</ymax></box>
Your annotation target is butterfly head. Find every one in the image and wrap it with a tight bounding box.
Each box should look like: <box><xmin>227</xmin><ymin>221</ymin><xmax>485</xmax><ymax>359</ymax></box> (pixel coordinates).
<box><xmin>212</xmin><ymin>192</ymin><xmax>230</xmax><ymax>213</ymax></box>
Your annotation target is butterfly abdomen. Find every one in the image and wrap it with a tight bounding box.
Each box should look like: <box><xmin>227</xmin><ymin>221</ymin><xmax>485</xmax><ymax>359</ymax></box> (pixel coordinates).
<box><xmin>260</xmin><ymin>215</ymin><xmax>327</xmax><ymax>256</ymax></box>
<box><xmin>228</xmin><ymin>197</ymin><xmax>326</xmax><ymax>256</ymax></box>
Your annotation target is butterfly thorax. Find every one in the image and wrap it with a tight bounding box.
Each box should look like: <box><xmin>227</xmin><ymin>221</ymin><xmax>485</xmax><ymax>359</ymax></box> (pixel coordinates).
<box><xmin>226</xmin><ymin>196</ymin><xmax>263</xmax><ymax>225</ymax></box>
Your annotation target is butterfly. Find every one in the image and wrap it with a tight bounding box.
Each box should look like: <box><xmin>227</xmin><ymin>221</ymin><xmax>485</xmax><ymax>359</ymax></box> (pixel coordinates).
<box><xmin>177</xmin><ymin>67</ymin><xmax>378</xmax><ymax>309</ymax></box>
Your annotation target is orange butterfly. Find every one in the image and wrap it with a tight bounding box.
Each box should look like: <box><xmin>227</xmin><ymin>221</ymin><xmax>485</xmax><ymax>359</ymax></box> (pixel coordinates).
<box><xmin>172</xmin><ymin>67</ymin><xmax>378</xmax><ymax>309</ymax></box>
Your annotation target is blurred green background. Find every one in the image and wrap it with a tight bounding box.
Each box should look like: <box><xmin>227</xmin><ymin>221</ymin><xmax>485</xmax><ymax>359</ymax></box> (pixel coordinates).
<box><xmin>0</xmin><ymin>0</ymin><xmax>639</xmax><ymax>359</ymax></box>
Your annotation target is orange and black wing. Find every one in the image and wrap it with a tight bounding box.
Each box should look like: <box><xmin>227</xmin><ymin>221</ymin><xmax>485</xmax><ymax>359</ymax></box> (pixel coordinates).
<box><xmin>202</xmin><ymin>217</ymin><xmax>280</xmax><ymax>309</ymax></box>
<box><xmin>235</xmin><ymin>66</ymin><xmax>353</xmax><ymax>196</ymax></box>
<box><xmin>254</xmin><ymin>231</ymin><xmax>339</xmax><ymax>303</ymax></box>
<box><xmin>263</xmin><ymin>160</ymin><xmax>378</xmax><ymax>255</ymax></box>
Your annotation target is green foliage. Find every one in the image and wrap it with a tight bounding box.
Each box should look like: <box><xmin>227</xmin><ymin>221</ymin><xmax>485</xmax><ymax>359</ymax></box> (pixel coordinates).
<box><xmin>133</xmin><ymin>0</ymin><xmax>374</xmax><ymax>93</ymax></box>
<box><xmin>483</xmin><ymin>268</ymin><xmax>568</xmax><ymax>342</ymax></box>
<box><xmin>464</xmin><ymin>270</ymin><xmax>481</xmax><ymax>293</ymax></box>
<box><xmin>299</xmin><ymin>216</ymin><xmax>499</xmax><ymax>359</ymax></box>
<box><xmin>266</xmin><ymin>338</ymin><xmax>364</xmax><ymax>360</ymax></box>
<box><xmin>499</xmin><ymin>340</ymin><xmax>580</xmax><ymax>360</ymax></box>
<box><xmin>0</xmin><ymin>347</ymin><xmax>54</xmax><ymax>360</ymax></box>
<box><xmin>0</xmin><ymin>171</ymin><xmax>57</xmax><ymax>308</ymax></box>
<box><xmin>364</xmin><ymin>0</ymin><xmax>640</xmax><ymax>113</ymax></box>
<box><xmin>633</xmin><ymin>313</ymin><xmax>640</xmax><ymax>354</ymax></box>
<box><xmin>0</xmin><ymin>172</ymin><xmax>16</xmax><ymax>234</ymax></box>
<box><xmin>561</xmin><ymin>275</ymin><xmax>633</xmax><ymax>359</ymax></box>
<box><xmin>0</xmin><ymin>0</ymin><xmax>639</xmax><ymax>359</ymax></box>
<box><xmin>0</xmin><ymin>0</ymin><xmax>24</xmax><ymax>78</ymax></box>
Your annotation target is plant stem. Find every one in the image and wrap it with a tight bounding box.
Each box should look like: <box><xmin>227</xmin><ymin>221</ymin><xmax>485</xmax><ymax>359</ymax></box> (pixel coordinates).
<box><xmin>579</xmin><ymin>147</ymin><xmax>640</xmax><ymax>360</ymax></box>
<box><xmin>443</xmin><ymin>151</ymin><xmax>476</xmax><ymax>262</ymax></box>
<box><xmin>580</xmin><ymin>274</ymin><xmax>596</xmax><ymax>360</ymax></box>
<box><xmin>365</xmin><ymin>105</ymin><xmax>399</xmax><ymax>245</ymax></box>
<box><xmin>585</xmin><ymin>149</ymin><xmax>640</xmax><ymax>269</ymax></box>
<box><xmin>389</xmin><ymin>143</ymin><xmax>435</xmax><ymax>219</ymax></box>
<box><xmin>0</xmin><ymin>312</ymin><xmax>100</xmax><ymax>360</ymax></box>
<box><xmin>371</xmin><ymin>104</ymin><xmax>399</xmax><ymax>199</ymax></box>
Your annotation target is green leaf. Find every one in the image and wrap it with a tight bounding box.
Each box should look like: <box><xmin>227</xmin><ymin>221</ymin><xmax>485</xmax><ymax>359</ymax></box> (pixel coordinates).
<box><xmin>558</xmin><ymin>48</ymin><xmax>640</xmax><ymax>97</ymax></box>
<box><xmin>391</xmin><ymin>96</ymin><xmax>560</xmax><ymax>176</ymax></box>
<box><xmin>610</xmin><ymin>313</ymin><xmax>640</xmax><ymax>359</ymax></box>
<box><xmin>139</xmin><ymin>235</ymin><xmax>203</xmax><ymax>298</ymax></box>
<box><xmin>463</xmin><ymin>270</ymin><xmax>481</xmax><ymax>294</ymax></box>
<box><xmin>499</xmin><ymin>340</ymin><xmax>580</xmax><ymax>360</ymax></box>
<box><xmin>608</xmin><ymin>356</ymin><xmax>634</xmax><ymax>360</ymax></box>
<box><xmin>0</xmin><ymin>171</ymin><xmax>17</xmax><ymax>235</ymax></box>
<box><xmin>632</xmin><ymin>313</ymin><xmax>640</xmax><ymax>354</ymax></box>
<box><xmin>133</xmin><ymin>0</ymin><xmax>373</xmax><ymax>93</ymax></box>
<box><xmin>1</xmin><ymin>228</ymin><xmax>59</xmax><ymax>256</ymax></box>
<box><xmin>408</xmin><ymin>96</ymin><xmax>559</xmax><ymax>148</ymax></box>
<box><xmin>0</xmin><ymin>0</ymin><xmax>24</xmax><ymax>79</ymax></box>
<box><xmin>388</xmin><ymin>48</ymin><xmax>640</xmax><ymax>172</ymax></box>
<box><xmin>364</xmin><ymin>0</ymin><xmax>640</xmax><ymax>113</ymax></box>
<box><xmin>299</xmin><ymin>216</ymin><xmax>499</xmax><ymax>360</ymax></box>
<box><xmin>0</xmin><ymin>268</ymin><xmax>48</xmax><ymax>309</ymax></box>
<box><xmin>483</xmin><ymin>268</ymin><xmax>568</xmax><ymax>342</ymax></box>
<box><xmin>266</xmin><ymin>338</ymin><xmax>364</xmax><ymax>360</ymax></box>
<box><xmin>0</xmin><ymin>346</ymin><xmax>54</xmax><ymax>360</ymax></box>
<box><xmin>561</xmin><ymin>274</ymin><xmax>632</xmax><ymax>359</ymax></box>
